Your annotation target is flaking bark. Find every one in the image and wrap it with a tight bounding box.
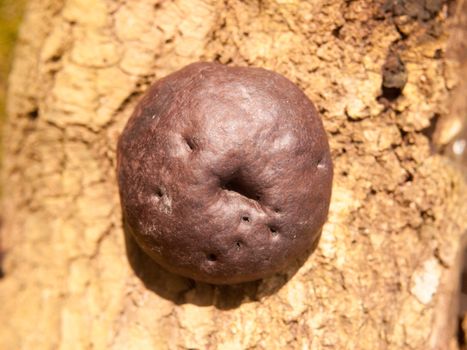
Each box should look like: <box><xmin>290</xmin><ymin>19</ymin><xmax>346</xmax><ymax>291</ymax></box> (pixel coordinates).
<box><xmin>1</xmin><ymin>0</ymin><xmax>466</xmax><ymax>349</ymax></box>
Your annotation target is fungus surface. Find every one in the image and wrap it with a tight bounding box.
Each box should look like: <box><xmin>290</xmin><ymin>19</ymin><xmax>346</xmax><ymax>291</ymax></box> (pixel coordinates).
<box><xmin>117</xmin><ymin>62</ymin><xmax>333</xmax><ymax>284</ymax></box>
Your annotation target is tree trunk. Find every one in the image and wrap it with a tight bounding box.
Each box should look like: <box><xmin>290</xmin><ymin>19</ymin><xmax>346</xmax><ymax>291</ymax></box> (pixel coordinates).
<box><xmin>1</xmin><ymin>0</ymin><xmax>466</xmax><ymax>349</ymax></box>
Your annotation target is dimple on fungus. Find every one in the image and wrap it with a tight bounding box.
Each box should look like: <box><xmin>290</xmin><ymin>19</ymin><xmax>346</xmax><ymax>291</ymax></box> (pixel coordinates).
<box><xmin>117</xmin><ymin>62</ymin><xmax>333</xmax><ymax>284</ymax></box>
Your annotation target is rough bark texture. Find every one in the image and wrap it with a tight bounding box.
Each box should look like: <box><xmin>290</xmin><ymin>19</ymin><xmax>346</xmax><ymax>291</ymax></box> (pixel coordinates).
<box><xmin>1</xmin><ymin>0</ymin><xmax>466</xmax><ymax>349</ymax></box>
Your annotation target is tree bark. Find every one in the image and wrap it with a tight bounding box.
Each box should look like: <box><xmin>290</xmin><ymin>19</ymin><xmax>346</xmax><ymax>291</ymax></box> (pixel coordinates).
<box><xmin>1</xmin><ymin>0</ymin><xmax>466</xmax><ymax>349</ymax></box>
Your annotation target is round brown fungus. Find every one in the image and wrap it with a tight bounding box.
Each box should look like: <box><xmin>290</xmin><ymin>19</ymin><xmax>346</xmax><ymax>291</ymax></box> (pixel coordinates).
<box><xmin>117</xmin><ymin>62</ymin><xmax>333</xmax><ymax>284</ymax></box>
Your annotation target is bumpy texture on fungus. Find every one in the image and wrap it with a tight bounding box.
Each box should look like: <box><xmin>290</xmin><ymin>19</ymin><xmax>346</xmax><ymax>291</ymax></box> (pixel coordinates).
<box><xmin>117</xmin><ymin>62</ymin><xmax>333</xmax><ymax>284</ymax></box>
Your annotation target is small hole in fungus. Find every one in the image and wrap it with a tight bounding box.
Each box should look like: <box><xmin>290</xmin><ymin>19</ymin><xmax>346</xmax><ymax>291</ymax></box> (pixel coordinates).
<box><xmin>155</xmin><ymin>187</ymin><xmax>163</xmax><ymax>198</ymax></box>
<box><xmin>207</xmin><ymin>253</ymin><xmax>217</xmax><ymax>262</ymax></box>
<box><xmin>236</xmin><ymin>241</ymin><xmax>242</xmax><ymax>249</ymax></box>
<box><xmin>185</xmin><ymin>136</ymin><xmax>196</xmax><ymax>151</ymax></box>
<box><xmin>220</xmin><ymin>173</ymin><xmax>261</xmax><ymax>202</ymax></box>
<box><xmin>242</xmin><ymin>216</ymin><xmax>250</xmax><ymax>222</ymax></box>
<box><xmin>269</xmin><ymin>226</ymin><xmax>278</xmax><ymax>236</ymax></box>
<box><xmin>317</xmin><ymin>156</ymin><xmax>326</xmax><ymax>169</ymax></box>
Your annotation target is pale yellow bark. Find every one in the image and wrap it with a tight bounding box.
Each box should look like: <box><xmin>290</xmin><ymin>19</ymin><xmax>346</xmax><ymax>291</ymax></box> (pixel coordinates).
<box><xmin>1</xmin><ymin>0</ymin><xmax>466</xmax><ymax>349</ymax></box>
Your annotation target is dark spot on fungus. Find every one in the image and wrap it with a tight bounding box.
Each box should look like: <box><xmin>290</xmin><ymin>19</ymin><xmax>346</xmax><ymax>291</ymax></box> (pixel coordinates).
<box><xmin>117</xmin><ymin>62</ymin><xmax>333</xmax><ymax>284</ymax></box>
<box><xmin>184</xmin><ymin>136</ymin><xmax>196</xmax><ymax>151</ymax></box>
<box><xmin>207</xmin><ymin>253</ymin><xmax>217</xmax><ymax>262</ymax></box>
<box><xmin>317</xmin><ymin>155</ymin><xmax>326</xmax><ymax>169</ymax></box>
<box><xmin>154</xmin><ymin>187</ymin><xmax>163</xmax><ymax>198</ymax></box>
<box><xmin>220</xmin><ymin>173</ymin><xmax>260</xmax><ymax>202</ymax></box>
<box><xmin>269</xmin><ymin>226</ymin><xmax>278</xmax><ymax>237</ymax></box>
